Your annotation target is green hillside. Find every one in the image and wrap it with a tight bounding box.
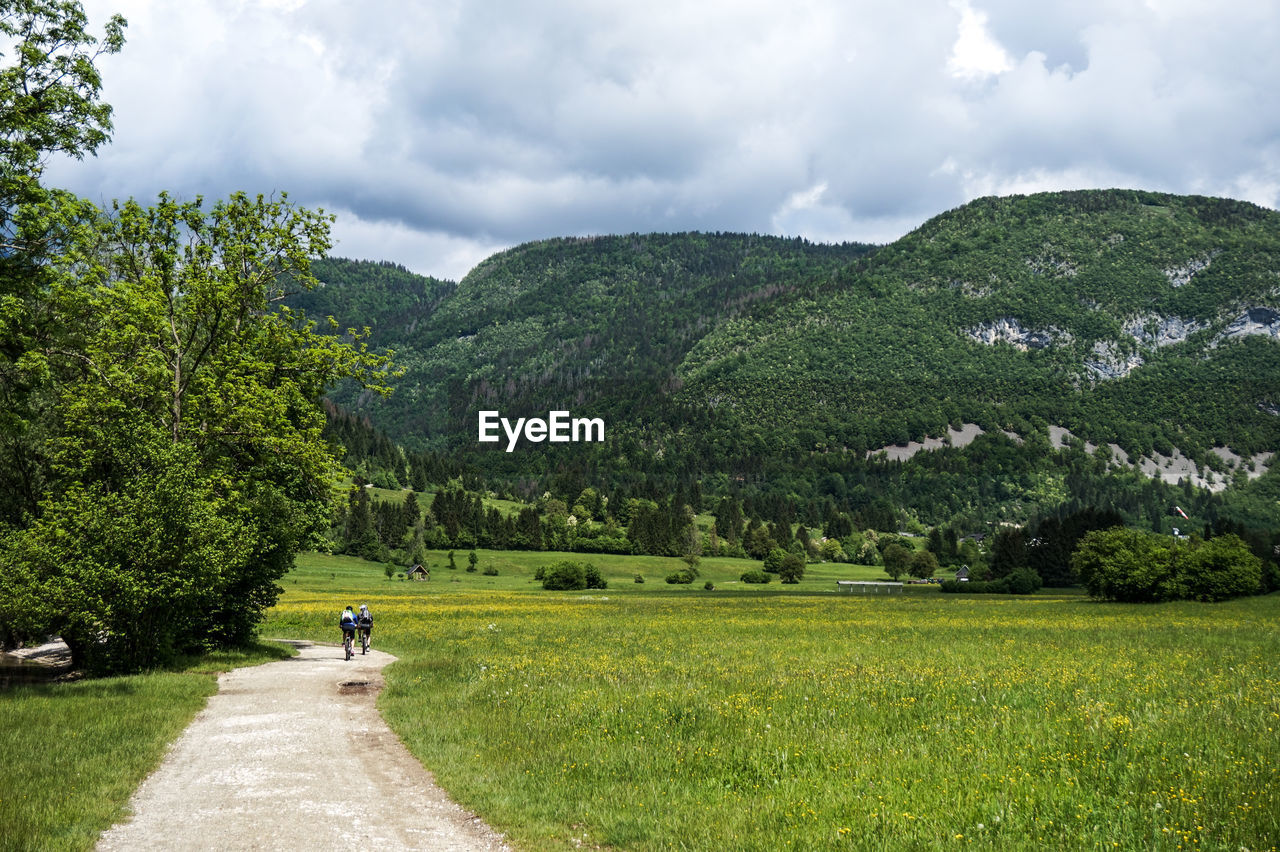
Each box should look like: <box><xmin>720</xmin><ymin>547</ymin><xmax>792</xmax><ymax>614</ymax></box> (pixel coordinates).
<box><xmin>676</xmin><ymin>190</ymin><xmax>1280</xmax><ymax>455</ymax></box>
<box><xmin>294</xmin><ymin>190</ymin><xmax>1280</xmax><ymax>530</ymax></box>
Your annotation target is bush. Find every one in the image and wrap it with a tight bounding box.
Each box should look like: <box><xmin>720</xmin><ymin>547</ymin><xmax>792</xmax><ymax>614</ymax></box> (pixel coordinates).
<box><xmin>634</xmin><ymin>573</ymin><xmax>645</xmax><ymax>583</ymax></box>
<box><xmin>584</xmin><ymin>564</ymin><xmax>608</xmax><ymax>590</ymax></box>
<box><xmin>482</xmin><ymin>565</ymin><xmax>499</xmax><ymax>576</ymax></box>
<box><xmin>541</xmin><ymin>561</ymin><xmax>586</xmax><ymax>590</ymax></box>
<box><xmin>665</xmin><ymin>570</ymin><xmax>695</xmax><ymax>584</ymax></box>
<box><xmin>704</xmin><ymin>581</ymin><xmax>715</xmax><ymax>591</ymax></box>
<box><xmin>1179</xmin><ymin>534</ymin><xmax>1262</xmax><ymax>601</ymax></box>
<box><xmin>740</xmin><ymin>569</ymin><xmax>772</xmax><ymax>584</ymax></box>
<box><xmin>763</xmin><ymin>547</ymin><xmax>787</xmax><ymax>574</ymax></box>
<box><xmin>939</xmin><ymin>574</ymin><xmax>1040</xmax><ymax>595</ymax></box>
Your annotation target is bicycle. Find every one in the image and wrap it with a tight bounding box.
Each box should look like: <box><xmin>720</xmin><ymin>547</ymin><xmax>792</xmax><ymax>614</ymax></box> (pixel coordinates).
<box><xmin>342</xmin><ymin>627</ymin><xmax>355</xmax><ymax>660</ymax></box>
<box><xmin>359</xmin><ymin>625</ymin><xmax>370</xmax><ymax>655</ymax></box>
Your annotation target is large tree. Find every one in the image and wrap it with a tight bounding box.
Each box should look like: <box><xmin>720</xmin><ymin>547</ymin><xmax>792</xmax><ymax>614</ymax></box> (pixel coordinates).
<box><xmin>0</xmin><ymin>2</ymin><xmax>393</xmax><ymax>672</ymax></box>
<box><xmin>1</xmin><ymin>193</ymin><xmax>391</xmax><ymax>671</ymax></box>
<box><xmin>0</xmin><ymin>0</ymin><xmax>125</xmax><ymax>527</ymax></box>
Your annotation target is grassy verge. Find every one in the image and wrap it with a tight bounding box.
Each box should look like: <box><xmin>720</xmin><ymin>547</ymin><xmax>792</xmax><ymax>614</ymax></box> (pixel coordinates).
<box><xmin>0</xmin><ymin>642</ymin><xmax>293</xmax><ymax>852</ymax></box>
<box><xmin>267</xmin><ymin>554</ymin><xmax>1280</xmax><ymax>850</ymax></box>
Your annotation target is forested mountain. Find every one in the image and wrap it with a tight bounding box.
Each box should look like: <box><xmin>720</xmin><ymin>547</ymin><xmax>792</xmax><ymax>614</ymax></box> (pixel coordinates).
<box><xmin>293</xmin><ymin>191</ymin><xmax>1280</xmax><ymax>532</ymax></box>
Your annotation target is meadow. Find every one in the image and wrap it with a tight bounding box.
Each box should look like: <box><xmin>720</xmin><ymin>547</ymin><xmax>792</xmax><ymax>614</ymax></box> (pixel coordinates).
<box><xmin>265</xmin><ymin>552</ymin><xmax>1280</xmax><ymax>850</ymax></box>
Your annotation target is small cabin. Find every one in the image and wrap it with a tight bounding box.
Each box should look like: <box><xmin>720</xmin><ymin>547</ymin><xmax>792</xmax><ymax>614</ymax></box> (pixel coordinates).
<box><xmin>407</xmin><ymin>564</ymin><xmax>429</xmax><ymax>581</ymax></box>
<box><xmin>954</xmin><ymin>566</ymin><xmax>970</xmax><ymax>582</ymax></box>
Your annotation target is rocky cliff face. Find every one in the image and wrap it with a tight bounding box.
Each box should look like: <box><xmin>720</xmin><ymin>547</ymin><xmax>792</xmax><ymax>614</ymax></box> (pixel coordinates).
<box><xmin>966</xmin><ymin>317</ymin><xmax>1071</xmax><ymax>350</ymax></box>
<box><xmin>1123</xmin><ymin>314</ymin><xmax>1208</xmax><ymax>348</ymax></box>
<box><xmin>1218</xmin><ymin>307</ymin><xmax>1280</xmax><ymax>343</ymax></box>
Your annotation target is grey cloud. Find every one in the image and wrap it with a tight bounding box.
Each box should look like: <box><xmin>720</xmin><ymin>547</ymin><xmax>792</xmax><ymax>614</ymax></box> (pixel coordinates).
<box><xmin>44</xmin><ymin>0</ymin><xmax>1280</xmax><ymax>279</ymax></box>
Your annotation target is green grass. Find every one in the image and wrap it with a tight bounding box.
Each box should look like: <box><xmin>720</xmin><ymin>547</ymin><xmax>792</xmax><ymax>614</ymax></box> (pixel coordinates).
<box><xmin>266</xmin><ymin>555</ymin><xmax>1280</xmax><ymax>850</ymax></box>
<box><xmin>291</xmin><ymin>548</ymin><xmax>902</xmax><ymax>594</ymax></box>
<box><xmin>0</xmin><ymin>642</ymin><xmax>293</xmax><ymax>852</ymax></box>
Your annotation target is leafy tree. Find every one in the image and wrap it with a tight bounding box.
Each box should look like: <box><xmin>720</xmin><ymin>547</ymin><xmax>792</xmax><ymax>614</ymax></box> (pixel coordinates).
<box><xmin>908</xmin><ymin>550</ymin><xmax>939</xmax><ymax>580</ymax></box>
<box><xmin>818</xmin><ymin>538</ymin><xmax>845</xmax><ymax>562</ymax></box>
<box><xmin>744</xmin><ymin>524</ymin><xmax>777</xmax><ymax>560</ymax></box>
<box><xmin>0</xmin><ymin>192</ymin><xmax>391</xmax><ymax>672</ymax></box>
<box><xmin>1072</xmin><ymin>528</ymin><xmax>1178</xmax><ymax>602</ymax></box>
<box><xmin>1179</xmin><ymin>534</ymin><xmax>1262</xmax><ymax>602</ymax></box>
<box><xmin>763</xmin><ymin>547</ymin><xmax>787</xmax><ymax>574</ymax></box>
<box><xmin>778</xmin><ymin>552</ymin><xmax>805</xmax><ymax>584</ymax></box>
<box><xmin>0</xmin><ymin>0</ymin><xmax>126</xmax><ymax>527</ymax></box>
<box><xmin>882</xmin><ymin>543</ymin><xmax>911</xmax><ymax>580</ymax></box>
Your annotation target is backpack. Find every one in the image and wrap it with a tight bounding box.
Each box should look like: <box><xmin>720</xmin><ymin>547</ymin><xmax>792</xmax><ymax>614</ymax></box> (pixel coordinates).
<box><xmin>358</xmin><ymin>614</ymin><xmax>372</xmax><ymax>628</ymax></box>
<box><xmin>340</xmin><ymin>610</ymin><xmax>355</xmax><ymax>626</ymax></box>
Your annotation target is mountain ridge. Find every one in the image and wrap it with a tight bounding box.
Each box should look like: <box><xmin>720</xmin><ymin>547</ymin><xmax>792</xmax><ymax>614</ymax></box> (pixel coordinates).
<box><xmin>294</xmin><ymin>189</ymin><xmax>1280</xmax><ymax>529</ymax></box>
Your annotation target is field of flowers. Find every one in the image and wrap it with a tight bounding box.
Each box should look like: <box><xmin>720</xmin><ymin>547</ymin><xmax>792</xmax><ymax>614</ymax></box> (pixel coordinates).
<box><xmin>266</xmin><ymin>554</ymin><xmax>1280</xmax><ymax>850</ymax></box>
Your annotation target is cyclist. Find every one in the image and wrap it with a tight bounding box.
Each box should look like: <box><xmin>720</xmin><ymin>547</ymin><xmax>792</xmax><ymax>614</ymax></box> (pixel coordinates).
<box><xmin>339</xmin><ymin>606</ymin><xmax>358</xmax><ymax>659</ymax></box>
<box><xmin>357</xmin><ymin>604</ymin><xmax>373</xmax><ymax>653</ymax></box>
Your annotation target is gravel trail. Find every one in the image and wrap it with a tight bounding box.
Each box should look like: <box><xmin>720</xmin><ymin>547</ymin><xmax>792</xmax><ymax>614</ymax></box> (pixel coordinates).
<box><xmin>96</xmin><ymin>641</ymin><xmax>509</xmax><ymax>851</ymax></box>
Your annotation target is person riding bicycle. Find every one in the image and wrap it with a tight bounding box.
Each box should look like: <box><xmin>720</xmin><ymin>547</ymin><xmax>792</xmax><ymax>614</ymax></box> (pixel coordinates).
<box><xmin>357</xmin><ymin>604</ymin><xmax>373</xmax><ymax>651</ymax></box>
<box><xmin>339</xmin><ymin>605</ymin><xmax>358</xmax><ymax>655</ymax></box>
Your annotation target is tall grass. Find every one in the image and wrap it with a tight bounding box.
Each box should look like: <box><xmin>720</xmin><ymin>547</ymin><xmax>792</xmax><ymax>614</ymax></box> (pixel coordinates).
<box><xmin>267</xmin><ymin>555</ymin><xmax>1280</xmax><ymax>850</ymax></box>
<box><xmin>0</xmin><ymin>643</ymin><xmax>291</xmax><ymax>851</ymax></box>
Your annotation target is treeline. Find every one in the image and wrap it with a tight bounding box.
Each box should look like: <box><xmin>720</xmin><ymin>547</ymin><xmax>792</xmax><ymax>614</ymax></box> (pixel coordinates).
<box><xmin>326</xmin><ymin>402</ymin><xmax>1279</xmax><ymax>589</ymax></box>
<box><xmin>323</xmin><ymin>403</ymin><xmax>464</xmax><ymax>490</ymax></box>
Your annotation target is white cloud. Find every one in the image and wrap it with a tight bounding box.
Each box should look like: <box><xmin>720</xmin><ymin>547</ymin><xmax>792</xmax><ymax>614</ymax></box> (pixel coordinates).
<box><xmin>947</xmin><ymin>0</ymin><xmax>1014</xmax><ymax>81</ymax></box>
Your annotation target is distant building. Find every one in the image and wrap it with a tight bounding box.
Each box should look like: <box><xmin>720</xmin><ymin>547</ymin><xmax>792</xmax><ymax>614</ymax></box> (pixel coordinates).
<box><xmin>954</xmin><ymin>566</ymin><xmax>970</xmax><ymax>582</ymax></box>
<box><xmin>407</xmin><ymin>564</ymin><xmax>429</xmax><ymax>581</ymax></box>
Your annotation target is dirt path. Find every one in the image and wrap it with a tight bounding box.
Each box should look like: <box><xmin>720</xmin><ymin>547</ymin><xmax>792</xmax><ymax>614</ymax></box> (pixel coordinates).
<box><xmin>96</xmin><ymin>641</ymin><xmax>509</xmax><ymax>851</ymax></box>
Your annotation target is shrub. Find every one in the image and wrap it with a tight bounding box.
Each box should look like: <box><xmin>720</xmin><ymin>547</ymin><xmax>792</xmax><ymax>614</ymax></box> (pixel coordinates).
<box><xmin>763</xmin><ymin>548</ymin><xmax>787</xmax><ymax>574</ymax></box>
<box><xmin>542</xmin><ymin>561</ymin><xmax>587</xmax><ymax>591</ymax></box>
<box><xmin>482</xmin><ymin>565</ymin><xmax>498</xmax><ymax>576</ymax></box>
<box><xmin>634</xmin><ymin>574</ymin><xmax>645</xmax><ymax>583</ymax></box>
<box><xmin>533</xmin><ymin>564</ymin><xmax>547</xmax><ymax>581</ymax></box>
<box><xmin>1179</xmin><ymin>534</ymin><xmax>1262</xmax><ymax>601</ymax></box>
<box><xmin>665</xmin><ymin>570</ymin><xmax>695</xmax><ymax>584</ymax></box>
<box><xmin>939</xmin><ymin>574</ymin><xmax>1042</xmax><ymax>595</ymax></box>
<box><xmin>704</xmin><ymin>581</ymin><xmax>715</xmax><ymax>591</ymax></box>
<box><xmin>740</xmin><ymin>569</ymin><xmax>772</xmax><ymax>584</ymax></box>
<box><xmin>584</xmin><ymin>564</ymin><xmax>608</xmax><ymax>590</ymax></box>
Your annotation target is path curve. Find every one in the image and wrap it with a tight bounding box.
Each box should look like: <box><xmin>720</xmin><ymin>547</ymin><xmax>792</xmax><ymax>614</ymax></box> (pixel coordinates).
<box><xmin>96</xmin><ymin>641</ymin><xmax>509</xmax><ymax>851</ymax></box>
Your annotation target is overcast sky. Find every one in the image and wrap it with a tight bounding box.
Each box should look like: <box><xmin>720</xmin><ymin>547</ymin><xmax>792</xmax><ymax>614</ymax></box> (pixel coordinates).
<box><xmin>45</xmin><ymin>0</ymin><xmax>1280</xmax><ymax>282</ymax></box>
